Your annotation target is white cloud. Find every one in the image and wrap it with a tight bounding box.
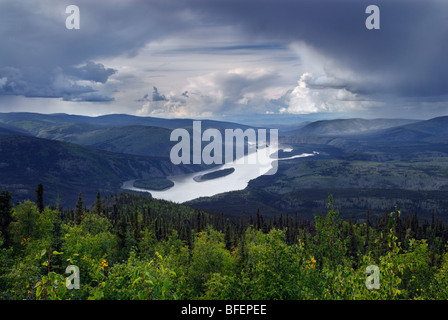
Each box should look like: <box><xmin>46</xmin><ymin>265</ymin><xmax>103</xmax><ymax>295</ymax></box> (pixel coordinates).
<box><xmin>282</xmin><ymin>72</ymin><xmax>364</xmax><ymax>114</ymax></box>
<box><xmin>278</xmin><ymin>42</ymin><xmax>368</xmax><ymax>114</ymax></box>
<box><xmin>136</xmin><ymin>67</ymin><xmax>288</xmax><ymax>117</ymax></box>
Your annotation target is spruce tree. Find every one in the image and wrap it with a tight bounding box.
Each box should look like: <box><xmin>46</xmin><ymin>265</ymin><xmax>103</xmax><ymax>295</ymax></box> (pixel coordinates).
<box><xmin>95</xmin><ymin>190</ymin><xmax>102</xmax><ymax>216</ymax></box>
<box><xmin>365</xmin><ymin>210</ymin><xmax>371</xmax><ymax>253</ymax></box>
<box><xmin>75</xmin><ymin>192</ymin><xmax>84</xmax><ymax>224</ymax></box>
<box><xmin>224</xmin><ymin>219</ymin><xmax>233</xmax><ymax>250</ymax></box>
<box><xmin>0</xmin><ymin>190</ymin><xmax>13</xmax><ymax>247</ymax></box>
<box><xmin>35</xmin><ymin>183</ymin><xmax>44</xmax><ymax>213</ymax></box>
<box><xmin>348</xmin><ymin>215</ymin><xmax>357</xmax><ymax>260</ymax></box>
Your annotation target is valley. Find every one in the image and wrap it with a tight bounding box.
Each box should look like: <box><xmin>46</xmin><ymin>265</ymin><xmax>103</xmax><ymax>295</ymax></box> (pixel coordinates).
<box><xmin>0</xmin><ymin>112</ymin><xmax>447</xmax><ymax>222</ymax></box>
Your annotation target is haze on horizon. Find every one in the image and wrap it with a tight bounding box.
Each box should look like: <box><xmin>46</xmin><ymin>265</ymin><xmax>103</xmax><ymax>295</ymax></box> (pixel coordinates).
<box><xmin>0</xmin><ymin>0</ymin><xmax>447</xmax><ymax>121</ymax></box>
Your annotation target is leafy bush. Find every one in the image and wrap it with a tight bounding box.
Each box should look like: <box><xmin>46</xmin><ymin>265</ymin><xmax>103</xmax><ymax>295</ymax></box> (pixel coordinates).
<box><xmin>1</xmin><ymin>192</ymin><xmax>448</xmax><ymax>300</ymax></box>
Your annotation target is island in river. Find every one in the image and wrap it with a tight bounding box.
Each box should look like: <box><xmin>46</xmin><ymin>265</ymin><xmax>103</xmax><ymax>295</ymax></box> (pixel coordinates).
<box><xmin>193</xmin><ymin>168</ymin><xmax>235</xmax><ymax>182</ymax></box>
<box><xmin>133</xmin><ymin>177</ymin><xmax>175</xmax><ymax>191</ymax></box>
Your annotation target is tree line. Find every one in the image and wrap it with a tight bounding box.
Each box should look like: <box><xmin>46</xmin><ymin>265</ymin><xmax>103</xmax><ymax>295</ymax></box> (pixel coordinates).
<box><xmin>1</xmin><ymin>184</ymin><xmax>448</xmax><ymax>300</ymax></box>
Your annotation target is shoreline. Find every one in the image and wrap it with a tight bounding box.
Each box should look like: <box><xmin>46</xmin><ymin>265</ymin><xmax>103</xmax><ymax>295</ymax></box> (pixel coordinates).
<box><xmin>120</xmin><ymin>145</ymin><xmax>317</xmax><ymax>202</ymax></box>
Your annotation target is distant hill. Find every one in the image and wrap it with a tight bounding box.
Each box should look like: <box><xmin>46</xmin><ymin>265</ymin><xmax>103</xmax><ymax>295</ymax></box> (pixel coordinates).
<box><xmin>0</xmin><ymin>126</ymin><xmax>25</xmax><ymax>136</ymax></box>
<box><xmin>369</xmin><ymin>116</ymin><xmax>448</xmax><ymax>144</ymax></box>
<box><xmin>31</xmin><ymin>123</ymin><xmax>175</xmax><ymax>158</ymax></box>
<box><xmin>280</xmin><ymin>116</ymin><xmax>448</xmax><ymax>159</ymax></box>
<box><xmin>0</xmin><ymin>112</ymin><xmax>256</xmax><ymax>158</ymax></box>
<box><xmin>0</xmin><ymin>134</ymin><xmax>194</xmax><ymax>207</ymax></box>
<box><xmin>1</xmin><ymin>112</ymin><xmax>447</xmax><ymax>218</ymax></box>
<box><xmin>0</xmin><ymin>123</ymin><xmax>30</xmax><ymax>136</ymax></box>
<box><xmin>284</xmin><ymin>118</ymin><xmax>419</xmax><ymax>136</ymax></box>
<box><xmin>74</xmin><ymin>125</ymin><xmax>175</xmax><ymax>158</ymax></box>
<box><xmin>0</xmin><ymin>112</ymin><xmax>254</xmax><ymax>132</ymax></box>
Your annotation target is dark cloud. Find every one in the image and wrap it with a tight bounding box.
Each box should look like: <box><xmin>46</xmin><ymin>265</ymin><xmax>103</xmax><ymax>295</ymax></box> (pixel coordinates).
<box><xmin>152</xmin><ymin>86</ymin><xmax>168</xmax><ymax>102</ymax></box>
<box><xmin>0</xmin><ymin>64</ymin><xmax>114</xmax><ymax>101</ymax></box>
<box><xmin>136</xmin><ymin>86</ymin><xmax>169</xmax><ymax>103</ymax></box>
<box><xmin>191</xmin><ymin>0</ymin><xmax>448</xmax><ymax>99</ymax></box>
<box><xmin>0</xmin><ymin>67</ymin><xmax>28</xmax><ymax>96</ymax></box>
<box><xmin>67</xmin><ymin>61</ymin><xmax>116</xmax><ymax>84</ymax></box>
<box><xmin>0</xmin><ymin>0</ymin><xmax>446</xmax><ymax>118</ymax></box>
<box><xmin>0</xmin><ymin>0</ymin><xmax>190</xmax><ymax>66</ymax></box>
<box><xmin>0</xmin><ymin>65</ymin><xmax>96</xmax><ymax>99</ymax></box>
<box><xmin>0</xmin><ymin>0</ymin><xmax>192</xmax><ymax>102</ymax></box>
<box><xmin>136</xmin><ymin>93</ymin><xmax>151</xmax><ymax>102</ymax></box>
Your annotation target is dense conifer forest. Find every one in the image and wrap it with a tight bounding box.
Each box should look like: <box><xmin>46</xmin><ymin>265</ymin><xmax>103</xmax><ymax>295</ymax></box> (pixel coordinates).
<box><xmin>1</xmin><ymin>185</ymin><xmax>448</xmax><ymax>300</ymax></box>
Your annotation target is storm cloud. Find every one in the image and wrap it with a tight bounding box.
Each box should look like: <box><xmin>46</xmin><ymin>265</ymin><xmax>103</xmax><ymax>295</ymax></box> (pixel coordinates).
<box><xmin>186</xmin><ymin>0</ymin><xmax>448</xmax><ymax>115</ymax></box>
<box><xmin>0</xmin><ymin>0</ymin><xmax>192</xmax><ymax>103</ymax></box>
<box><xmin>0</xmin><ymin>0</ymin><xmax>446</xmax><ymax>119</ymax></box>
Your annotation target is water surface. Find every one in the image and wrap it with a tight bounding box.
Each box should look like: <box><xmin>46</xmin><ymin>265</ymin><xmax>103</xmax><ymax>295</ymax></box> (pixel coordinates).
<box><xmin>121</xmin><ymin>146</ymin><xmax>318</xmax><ymax>203</ymax></box>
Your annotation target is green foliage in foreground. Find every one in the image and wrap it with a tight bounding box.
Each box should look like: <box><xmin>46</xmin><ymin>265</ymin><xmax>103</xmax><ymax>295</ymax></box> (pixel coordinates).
<box><xmin>1</xmin><ymin>191</ymin><xmax>448</xmax><ymax>300</ymax></box>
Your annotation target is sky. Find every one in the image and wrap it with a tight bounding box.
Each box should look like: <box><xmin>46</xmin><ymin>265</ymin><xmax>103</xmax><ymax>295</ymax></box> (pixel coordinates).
<box><xmin>0</xmin><ymin>0</ymin><xmax>447</xmax><ymax>121</ymax></box>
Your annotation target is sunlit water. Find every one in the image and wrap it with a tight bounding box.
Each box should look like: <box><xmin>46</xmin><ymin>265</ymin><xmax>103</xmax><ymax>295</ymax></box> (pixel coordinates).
<box><xmin>121</xmin><ymin>146</ymin><xmax>318</xmax><ymax>203</ymax></box>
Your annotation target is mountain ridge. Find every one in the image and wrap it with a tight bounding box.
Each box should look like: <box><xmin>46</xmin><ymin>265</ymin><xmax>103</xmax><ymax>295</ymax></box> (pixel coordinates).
<box><xmin>0</xmin><ymin>134</ymin><xmax>196</xmax><ymax>207</ymax></box>
<box><xmin>284</xmin><ymin>118</ymin><xmax>421</xmax><ymax>137</ymax></box>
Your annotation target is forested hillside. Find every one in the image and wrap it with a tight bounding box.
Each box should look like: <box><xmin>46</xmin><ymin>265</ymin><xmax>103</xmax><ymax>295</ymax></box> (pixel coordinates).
<box><xmin>1</xmin><ymin>188</ymin><xmax>448</xmax><ymax>300</ymax></box>
<box><xmin>0</xmin><ymin>134</ymin><xmax>201</xmax><ymax>207</ymax></box>
<box><xmin>1</xmin><ymin>112</ymin><xmax>447</xmax><ymax>222</ymax></box>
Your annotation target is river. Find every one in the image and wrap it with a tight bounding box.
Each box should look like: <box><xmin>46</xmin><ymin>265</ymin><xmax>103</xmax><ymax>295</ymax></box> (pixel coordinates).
<box><xmin>121</xmin><ymin>146</ymin><xmax>318</xmax><ymax>203</ymax></box>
